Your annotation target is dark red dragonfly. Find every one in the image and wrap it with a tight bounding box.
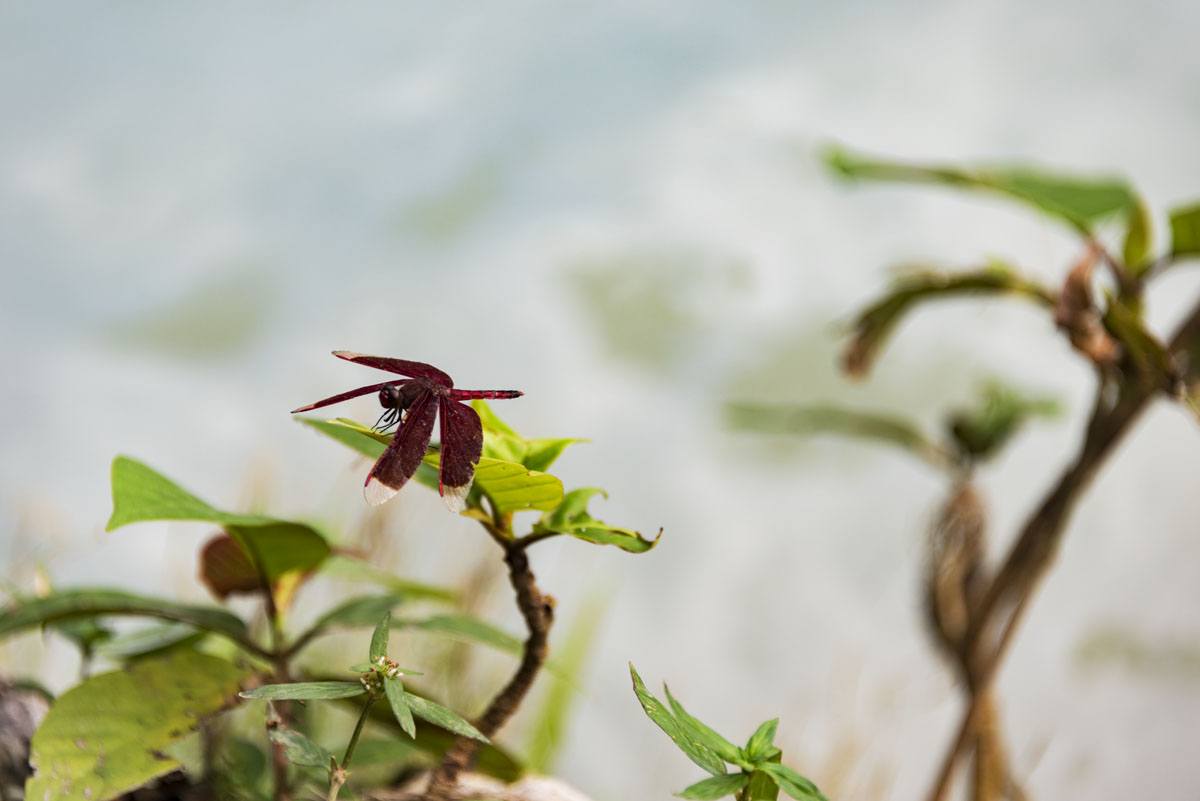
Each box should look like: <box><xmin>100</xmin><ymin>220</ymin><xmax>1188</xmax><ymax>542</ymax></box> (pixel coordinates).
<box><xmin>293</xmin><ymin>352</ymin><xmax>522</xmax><ymax>509</ymax></box>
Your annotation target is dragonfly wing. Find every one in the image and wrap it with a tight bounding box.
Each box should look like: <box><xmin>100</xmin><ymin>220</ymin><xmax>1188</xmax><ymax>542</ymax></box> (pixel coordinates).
<box><xmin>364</xmin><ymin>390</ymin><xmax>438</xmax><ymax>506</ymax></box>
<box><xmin>333</xmin><ymin>351</ymin><xmax>453</xmax><ymax>388</ymax></box>
<box><xmin>291</xmin><ymin>380</ymin><xmax>407</xmax><ymax>414</ymax></box>
<box><xmin>438</xmin><ymin>398</ymin><xmax>484</xmax><ymax>512</ymax></box>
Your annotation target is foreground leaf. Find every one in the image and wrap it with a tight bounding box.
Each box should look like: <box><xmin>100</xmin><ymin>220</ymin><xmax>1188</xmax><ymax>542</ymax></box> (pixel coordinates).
<box><xmin>0</xmin><ymin>589</ymin><xmax>250</xmax><ymax>648</ymax></box>
<box><xmin>629</xmin><ymin>664</ymin><xmax>726</xmax><ymax>777</ymax></box>
<box><xmin>841</xmin><ymin>265</ymin><xmax>1053</xmax><ymax>376</ymax></box>
<box><xmin>826</xmin><ymin>146</ymin><xmax>1137</xmax><ymax>234</ymax></box>
<box><xmin>354</xmin><ymin>698</ymin><xmax>521</xmax><ymax>780</ymax></box>
<box><xmin>1170</xmin><ymin>202</ymin><xmax>1200</xmax><ymax>257</ymax></box>
<box><xmin>534</xmin><ymin>489</ymin><xmax>661</xmax><ymax>553</ymax></box>
<box><xmin>240</xmin><ymin>682</ymin><xmax>365</xmax><ymax>701</ymax></box>
<box><xmin>268</xmin><ymin>727</ymin><xmax>333</xmax><ymax>769</ymax></box>
<box><xmin>758</xmin><ymin>762</ymin><xmax>827</xmax><ymax>801</ymax></box>
<box><xmin>25</xmin><ymin>650</ymin><xmax>244</xmax><ymax>801</ymax></box>
<box><xmin>385</xmin><ymin>676</ymin><xmax>416</xmax><ymax>739</ymax></box>
<box><xmin>744</xmin><ymin>719</ymin><xmax>780</xmax><ymax>762</ymax></box>
<box><xmin>663</xmin><ymin>684</ymin><xmax>744</xmax><ymax>766</ymax></box>
<box><xmin>727</xmin><ymin>403</ymin><xmax>946</xmax><ymax>466</ymax></box>
<box><xmin>406</xmin><ymin>694</ymin><xmax>489</xmax><ymax>742</ymax></box>
<box><xmin>678</xmin><ymin>773</ymin><xmax>751</xmax><ymax>800</ymax></box>
<box><xmin>370</xmin><ymin>613</ymin><xmax>391</xmax><ymax>661</ymax></box>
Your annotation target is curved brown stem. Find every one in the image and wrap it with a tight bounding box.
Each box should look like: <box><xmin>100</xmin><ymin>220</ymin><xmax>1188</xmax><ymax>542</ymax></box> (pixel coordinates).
<box><xmin>423</xmin><ymin>543</ymin><xmax>555</xmax><ymax>799</ymax></box>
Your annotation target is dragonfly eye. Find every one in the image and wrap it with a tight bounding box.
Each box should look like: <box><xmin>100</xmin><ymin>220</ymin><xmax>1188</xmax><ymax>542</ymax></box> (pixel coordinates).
<box><xmin>378</xmin><ymin>386</ymin><xmax>400</xmax><ymax>408</ymax></box>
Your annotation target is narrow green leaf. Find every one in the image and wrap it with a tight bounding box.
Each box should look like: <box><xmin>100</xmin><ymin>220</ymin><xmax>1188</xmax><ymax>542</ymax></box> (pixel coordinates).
<box><xmin>320</xmin><ymin>555</ymin><xmax>457</xmax><ymax>603</ymax></box>
<box><xmin>268</xmin><ymin>727</ymin><xmax>333</xmax><ymax>769</ymax></box>
<box><xmin>95</xmin><ymin>623</ymin><xmax>203</xmax><ymax>661</ymax></box>
<box><xmin>677</xmin><ymin>773</ymin><xmax>751</xmax><ymax>800</ymax></box>
<box><xmin>25</xmin><ymin>650</ymin><xmax>245</xmax><ymax>801</ymax></box>
<box><xmin>370</xmin><ymin>613</ymin><xmax>391</xmax><ymax>661</ymax></box>
<box><xmin>629</xmin><ymin>664</ymin><xmax>726</xmax><ymax>777</ymax></box>
<box><xmin>385</xmin><ymin>676</ymin><xmax>416</xmax><ymax>739</ymax></box>
<box><xmin>1170</xmin><ymin>202</ymin><xmax>1200</xmax><ymax>257</ymax></box>
<box><xmin>471</xmin><ymin>400</ymin><xmax>584</xmax><ymax>473</ymax></box>
<box><xmin>398</xmin><ymin>613</ymin><xmax>522</xmax><ymax>654</ymax></box>
<box><xmin>825</xmin><ymin>146</ymin><xmax>1137</xmax><ymax>233</ymax></box>
<box><xmin>240</xmin><ymin>682</ymin><xmax>365</xmax><ymax>701</ymax></box>
<box><xmin>0</xmin><ymin>589</ymin><xmax>249</xmax><ymax>647</ymax></box>
<box><xmin>744</xmin><ymin>719</ymin><xmax>780</xmax><ymax>762</ymax></box>
<box><xmin>353</xmin><ymin>697</ymin><xmax>521</xmax><ymax>780</ymax></box>
<box><xmin>1103</xmin><ymin>295</ymin><xmax>1176</xmax><ymax>385</ymax></box>
<box><xmin>525</xmin><ymin>594</ymin><xmax>606</xmax><ymax>772</ymax></box>
<box><xmin>407</xmin><ymin>694</ymin><xmax>489</xmax><ymax>742</ymax></box>
<box><xmin>758</xmin><ymin>763</ymin><xmax>827</xmax><ymax>801</ymax></box>
<box><xmin>727</xmin><ymin>403</ymin><xmax>946</xmax><ymax>467</ymax></box>
<box><xmin>1123</xmin><ymin>194</ymin><xmax>1153</xmax><ymax>275</ymax></box>
<box><xmin>663</xmin><ymin>684</ymin><xmax>745</xmax><ymax>766</ymax></box>
<box><xmin>841</xmin><ymin>265</ymin><xmax>1054</xmax><ymax>376</ymax></box>
<box><xmin>534</xmin><ymin>489</ymin><xmax>661</xmax><ymax>553</ymax></box>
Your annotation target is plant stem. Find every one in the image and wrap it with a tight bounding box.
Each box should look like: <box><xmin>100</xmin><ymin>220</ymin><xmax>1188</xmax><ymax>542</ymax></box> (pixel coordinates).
<box><xmin>924</xmin><ymin>297</ymin><xmax>1200</xmax><ymax>800</ymax></box>
<box><xmin>327</xmin><ymin>697</ymin><xmax>375</xmax><ymax>801</ymax></box>
<box><xmin>422</xmin><ymin>539</ymin><xmax>555</xmax><ymax>799</ymax></box>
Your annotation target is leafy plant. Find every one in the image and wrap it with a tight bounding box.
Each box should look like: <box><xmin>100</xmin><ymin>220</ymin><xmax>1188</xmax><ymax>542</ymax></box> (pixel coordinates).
<box><xmin>629</xmin><ymin>665</ymin><xmax>825</xmax><ymax>801</ymax></box>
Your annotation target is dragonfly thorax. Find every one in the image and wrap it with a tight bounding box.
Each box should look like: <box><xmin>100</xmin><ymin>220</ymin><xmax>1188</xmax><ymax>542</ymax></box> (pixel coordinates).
<box><xmin>379</xmin><ymin>381</ymin><xmax>426</xmax><ymax>410</ymax></box>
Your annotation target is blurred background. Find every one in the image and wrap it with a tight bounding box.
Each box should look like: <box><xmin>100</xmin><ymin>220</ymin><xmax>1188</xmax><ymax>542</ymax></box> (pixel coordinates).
<box><xmin>3</xmin><ymin>2</ymin><xmax>1200</xmax><ymax>799</ymax></box>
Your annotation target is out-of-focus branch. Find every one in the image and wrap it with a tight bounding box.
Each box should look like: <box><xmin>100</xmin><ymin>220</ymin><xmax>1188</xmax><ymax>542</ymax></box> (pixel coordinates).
<box><xmin>924</xmin><ymin>294</ymin><xmax>1200</xmax><ymax>801</ymax></box>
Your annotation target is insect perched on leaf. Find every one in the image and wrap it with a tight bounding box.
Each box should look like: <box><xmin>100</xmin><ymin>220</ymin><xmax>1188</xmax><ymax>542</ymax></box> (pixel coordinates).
<box><xmin>293</xmin><ymin>352</ymin><xmax>522</xmax><ymax>509</ymax></box>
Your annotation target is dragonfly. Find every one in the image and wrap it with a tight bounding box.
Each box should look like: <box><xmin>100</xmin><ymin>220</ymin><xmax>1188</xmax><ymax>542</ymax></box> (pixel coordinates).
<box><xmin>293</xmin><ymin>351</ymin><xmax>522</xmax><ymax>509</ymax></box>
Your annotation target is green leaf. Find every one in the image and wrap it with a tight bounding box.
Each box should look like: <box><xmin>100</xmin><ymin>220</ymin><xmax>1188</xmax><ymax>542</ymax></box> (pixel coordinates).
<box><xmin>663</xmin><ymin>684</ymin><xmax>745</xmax><ymax>766</ymax></box>
<box><xmin>1170</xmin><ymin>202</ymin><xmax>1200</xmax><ymax>257</ymax></box>
<box><xmin>1123</xmin><ymin>194</ymin><xmax>1153</xmax><ymax>274</ymax></box>
<box><xmin>397</xmin><ymin>613</ymin><xmax>522</xmax><ymax>654</ymax></box>
<box><xmin>678</xmin><ymin>773</ymin><xmax>751</xmax><ymax>800</ymax></box>
<box><xmin>384</xmin><ymin>676</ymin><xmax>416</xmax><ymax>739</ymax></box>
<box><xmin>629</xmin><ymin>664</ymin><xmax>726</xmax><ymax>777</ymax></box>
<box><xmin>758</xmin><ymin>762</ymin><xmax>827</xmax><ymax>801</ymax></box>
<box><xmin>370</xmin><ymin>613</ymin><xmax>391</xmax><ymax>661</ymax></box>
<box><xmin>0</xmin><ymin>589</ymin><xmax>250</xmax><ymax>648</ymax></box>
<box><xmin>353</xmin><ymin>698</ymin><xmax>521</xmax><ymax>780</ymax></box>
<box><xmin>825</xmin><ymin>146</ymin><xmax>1137</xmax><ymax>234</ymax></box>
<box><xmin>300</xmin><ymin>418</ymin><xmax>564</xmax><ymax>513</ymax></box>
<box><xmin>25</xmin><ymin>650</ymin><xmax>245</xmax><ymax>801</ymax></box>
<box><xmin>744</xmin><ymin>719</ymin><xmax>780</xmax><ymax>763</ymax></box>
<box><xmin>946</xmin><ymin>381</ymin><xmax>1060</xmax><ymax>461</ymax></box>
<box><xmin>473</xmin><ymin>400</ymin><xmax>585</xmax><ymax>472</ymax></box>
<box><xmin>727</xmin><ymin>403</ymin><xmax>946</xmax><ymax>466</ymax></box>
<box><xmin>240</xmin><ymin>682</ymin><xmax>365</xmax><ymax>701</ymax></box>
<box><xmin>841</xmin><ymin>265</ymin><xmax>1054</xmax><ymax>376</ymax></box>
<box><xmin>95</xmin><ymin>623</ymin><xmax>203</xmax><ymax>661</ymax></box>
<box><xmin>107</xmin><ymin>457</ymin><xmax>331</xmax><ymax>589</ymax></box>
<box><xmin>309</xmin><ymin>594</ymin><xmax>409</xmax><ymax>635</ymax></box>
<box><xmin>534</xmin><ymin>489</ymin><xmax>661</xmax><ymax>553</ymax></box>
<box><xmin>267</xmin><ymin>727</ymin><xmax>333</xmax><ymax>769</ymax></box>
<box><xmin>407</xmin><ymin>694</ymin><xmax>489</xmax><ymax>742</ymax></box>
<box><xmin>525</xmin><ymin>596</ymin><xmax>606</xmax><ymax>773</ymax></box>
<box><xmin>319</xmin><ymin>555</ymin><xmax>457</xmax><ymax>603</ymax></box>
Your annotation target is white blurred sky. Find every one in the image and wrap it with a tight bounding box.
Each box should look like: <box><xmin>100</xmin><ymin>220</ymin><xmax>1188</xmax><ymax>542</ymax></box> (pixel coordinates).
<box><xmin>2</xmin><ymin>2</ymin><xmax>1200</xmax><ymax>799</ymax></box>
